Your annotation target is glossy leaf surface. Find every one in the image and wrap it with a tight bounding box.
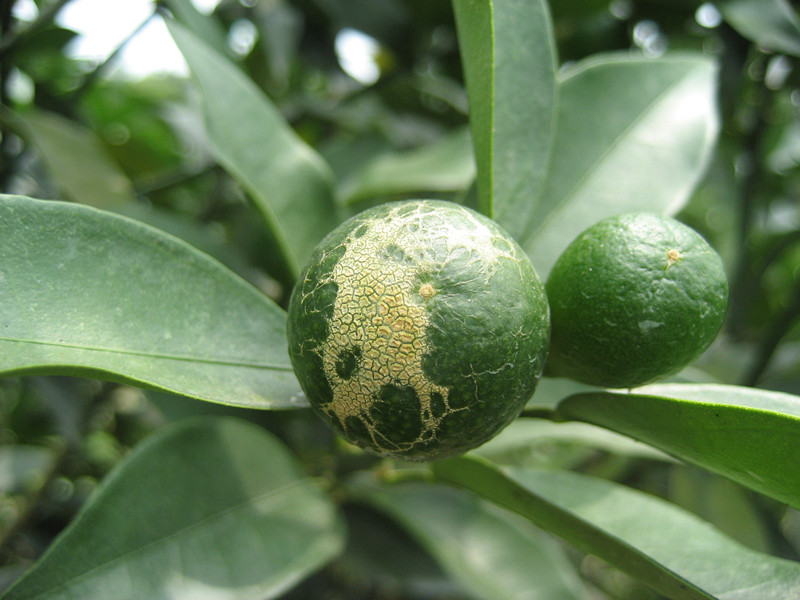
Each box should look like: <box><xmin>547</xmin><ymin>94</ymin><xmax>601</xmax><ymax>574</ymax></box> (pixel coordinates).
<box><xmin>452</xmin><ymin>0</ymin><xmax>557</xmax><ymax>239</ymax></box>
<box><xmin>556</xmin><ymin>383</ymin><xmax>800</xmax><ymax>509</ymax></box>
<box><xmin>434</xmin><ymin>456</ymin><xmax>800</xmax><ymax>600</ymax></box>
<box><xmin>0</xmin><ymin>195</ymin><xmax>300</xmax><ymax>408</ymax></box>
<box><xmin>524</xmin><ymin>54</ymin><xmax>719</xmax><ymax>276</ymax></box>
<box><xmin>0</xmin><ymin>417</ymin><xmax>345</xmax><ymax>600</ymax></box>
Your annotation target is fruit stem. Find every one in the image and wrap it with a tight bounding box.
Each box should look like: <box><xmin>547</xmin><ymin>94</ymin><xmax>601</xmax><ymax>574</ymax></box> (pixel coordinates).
<box><xmin>374</xmin><ymin>462</ymin><xmax>434</xmax><ymax>485</ymax></box>
<box><xmin>518</xmin><ymin>406</ymin><xmax>565</xmax><ymax>421</ymax></box>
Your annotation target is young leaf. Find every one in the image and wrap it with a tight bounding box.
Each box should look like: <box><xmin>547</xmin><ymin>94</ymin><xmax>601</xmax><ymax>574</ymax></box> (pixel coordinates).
<box><xmin>434</xmin><ymin>456</ymin><xmax>800</xmax><ymax>600</ymax></box>
<box><xmin>452</xmin><ymin>0</ymin><xmax>557</xmax><ymax>239</ymax></box>
<box><xmin>0</xmin><ymin>417</ymin><xmax>345</xmax><ymax>600</ymax></box>
<box><xmin>0</xmin><ymin>195</ymin><xmax>301</xmax><ymax>409</ymax></box>
<box><xmin>524</xmin><ymin>54</ymin><xmax>719</xmax><ymax>276</ymax></box>
<box><xmin>166</xmin><ymin>20</ymin><xmax>339</xmax><ymax>280</ymax></box>
<box><xmin>18</xmin><ymin>109</ymin><xmax>135</xmax><ymax>208</ymax></box>
<box><xmin>350</xmin><ymin>479</ymin><xmax>587</xmax><ymax>600</ymax></box>
<box><xmin>556</xmin><ymin>383</ymin><xmax>800</xmax><ymax>509</ymax></box>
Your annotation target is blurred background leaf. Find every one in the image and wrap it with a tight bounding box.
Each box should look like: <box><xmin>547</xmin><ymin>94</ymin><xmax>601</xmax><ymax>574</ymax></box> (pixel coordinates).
<box><xmin>349</xmin><ymin>477</ymin><xmax>588</xmax><ymax>600</ymax></box>
<box><xmin>339</xmin><ymin>125</ymin><xmax>475</xmax><ymax>206</ymax></box>
<box><xmin>10</xmin><ymin>109</ymin><xmax>135</xmax><ymax>208</ymax></box>
<box><xmin>167</xmin><ymin>20</ymin><xmax>339</xmax><ymax>283</ymax></box>
<box><xmin>0</xmin><ymin>417</ymin><xmax>345</xmax><ymax>600</ymax></box>
<box><xmin>717</xmin><ymin>0</ymin><xmax>800</xmax><ymax>57</ymax></box>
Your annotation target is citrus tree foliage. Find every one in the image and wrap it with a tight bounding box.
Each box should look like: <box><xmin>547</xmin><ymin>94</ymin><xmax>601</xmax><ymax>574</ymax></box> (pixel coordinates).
<box><xmin>2</xmin><ymin>1</ymin><xmax>800</xmax><ymax>599</ymax></box>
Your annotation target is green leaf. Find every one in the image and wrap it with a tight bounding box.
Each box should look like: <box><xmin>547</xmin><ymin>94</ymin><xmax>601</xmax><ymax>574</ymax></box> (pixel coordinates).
<box><xmin>340</xmin><ymin>126</ymin><xmax>475</xmax><ymax>206</ymax></box>
<box><xmin>0</xmin><ymin>417</ymin><xmax>345</xmax><ymax>600</ymax></box>
<box><xmin>19</xmin><ymin>109</ymin><xmax>135</xmax><ymax>208</ymax></box>
<box><xmin>556</xmin><ymin>383</ymin><xmax>800</xmax><ymax>509</ymax></box>
<box><xmin>0</xmin><ymin>195</ymin><xmax>300</xmax><ymax>409</ymax></box>
<box><xmin>434</xmin><ymin>456</ymin><xmax>800</xmax><ymax>600</ymax></box>
<box><xmin>718</xmin><ymin>0</ymin><xmax>800</xmax><ymax>57</ymax></box>
<box><xmin>452</xmin><ymin>0</ymin><xmax>557</xmax><ymax>239</ymax></box>
<box><xmin>350</xmin><ymin>478</ymin><xmax>586</xmax><ymax>600</ymax></box>
<box><xmin>668</xmin><ymin>467</ymin><xmax>771</xmax><ymax>553</ymax></box>
<box><xmin>166</xmin><ymin>20</ymin><xmax>339</xmax><ymax>280</ymax></box>
<box><xmin>524</xmin><ymin>54</ymin><xmax>719</xmax><ymax>276</ymax></box>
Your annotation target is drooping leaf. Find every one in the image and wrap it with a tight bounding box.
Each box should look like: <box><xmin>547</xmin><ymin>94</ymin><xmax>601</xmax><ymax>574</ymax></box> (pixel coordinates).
<box><xmin>718</xmin><ymin>0</ymin><xmax>800</xmax><ymax>57</ymax></box>
<box><xmin>434</xmin><ymin>456</ymin><xmax>800</xmax><ymax>600</ymax></box>
<box><xmin>340</xmin><ymin>126</ymin><xmax>475</xmax><ymax>206</ymax></box>
<box><xmin>0</xmin><ymin>417</ymin><xmax>345</xmax><ymax>600</ymax></box>
<box><xmin>556</xmin><ymin>383</ymin><xmax>800</xmax><ymax>509</ymax></box>
<box><xmin>0</xmin><ymin>195</ymin><xmax>301</xmax><ymax>409</ymax></box>
<box><xmin>452</xmin><ymin>0</ymin><xmax>557</xmax><ymax>239</ymax></box>
<box><xmin>350</xmin><ymin>478</ymin><xmax>587</xmax><ymax>600</ymax></box>
<box><xmin>167</xmin><ymin>20</ymin><xmax>339</xmax><ymax>280</ymax></box>
<box><xmin>524</xmin><ymin>54</ymin><xmax>719</xmax><ymax>276</ymax></box>
<box><xmin>20</xmin><ymin>109</ymin><xmax>135</xmax><ymax>208</ymax></box>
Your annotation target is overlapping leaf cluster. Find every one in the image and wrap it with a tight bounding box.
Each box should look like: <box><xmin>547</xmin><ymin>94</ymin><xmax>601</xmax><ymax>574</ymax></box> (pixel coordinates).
<box><xmin>2</xmin><ymin>0</ymin><xmax>800</xmax><ymax>598</ymax></box>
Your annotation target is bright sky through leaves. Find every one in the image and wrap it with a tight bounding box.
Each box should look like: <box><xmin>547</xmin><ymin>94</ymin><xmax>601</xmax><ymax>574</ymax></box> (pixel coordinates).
<box><xmin>15</xmin><ymin>0</ymin><xmax>381</xmax><ymax>83</ymax></box>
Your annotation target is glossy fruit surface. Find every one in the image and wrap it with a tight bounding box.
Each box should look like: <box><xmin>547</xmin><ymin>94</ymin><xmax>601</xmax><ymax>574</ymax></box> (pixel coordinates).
<box><xmin>545</xmin><ymin>212</ymin><xmax>728</xmax><ymax>389</ymax></box>
<box><xmin>287</xmin><ymin>200</ymin><xmax>550</xmax><ymax>461</ymax></box>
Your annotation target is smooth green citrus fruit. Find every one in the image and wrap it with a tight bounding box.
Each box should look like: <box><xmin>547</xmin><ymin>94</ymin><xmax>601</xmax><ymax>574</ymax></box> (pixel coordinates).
<box><xmin>545</xmin><ymin>212</ymin><xmax>728</xmax><ymax>389</ymax></box>
<box><xmin>287</xmin><ymin>199</ymin><xmax>550</xmax><ymax>461</ymax></box>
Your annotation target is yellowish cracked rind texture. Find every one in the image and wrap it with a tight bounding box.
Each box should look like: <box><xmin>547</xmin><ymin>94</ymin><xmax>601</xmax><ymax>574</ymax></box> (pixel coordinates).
<box><xmin>288</xmin><ymin>200</ymin><xmax>549</xmax><ymax>461</ymax></box>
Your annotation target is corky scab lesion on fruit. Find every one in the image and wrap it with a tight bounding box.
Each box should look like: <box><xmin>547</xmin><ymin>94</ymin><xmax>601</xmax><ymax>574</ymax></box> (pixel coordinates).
<box><xmin>316</xmin><ymin>211</ymin><xmax>455</xmax><ymax>454</ymax></box>
<box><xmin>310</xmin><ymin>203</ymin><xmax>518</xmax><ymax>455</ymax></box>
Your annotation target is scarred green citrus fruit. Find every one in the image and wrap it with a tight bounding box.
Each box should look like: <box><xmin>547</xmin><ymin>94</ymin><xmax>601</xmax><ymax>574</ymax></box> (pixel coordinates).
<box><xmin>545</xmin><ymin>212</ymin><xmax>728</xmax><ymax>389</ymax></box>
<box><xmin>287</xmin><ymin>200</ymin><xmax>550</xmax><ymax>461</ymax></box>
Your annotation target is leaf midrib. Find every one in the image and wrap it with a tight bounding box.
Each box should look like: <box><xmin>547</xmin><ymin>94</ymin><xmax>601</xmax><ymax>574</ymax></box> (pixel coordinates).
<box><xmin>0</xmin><ymin>336</ymin><xmax>293</xmax><ymax>371</ymax></box>
<box><xmin>482</xmin><ymin>0</ymin><xmax>497</xmax><ymax>219</ymax></box>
